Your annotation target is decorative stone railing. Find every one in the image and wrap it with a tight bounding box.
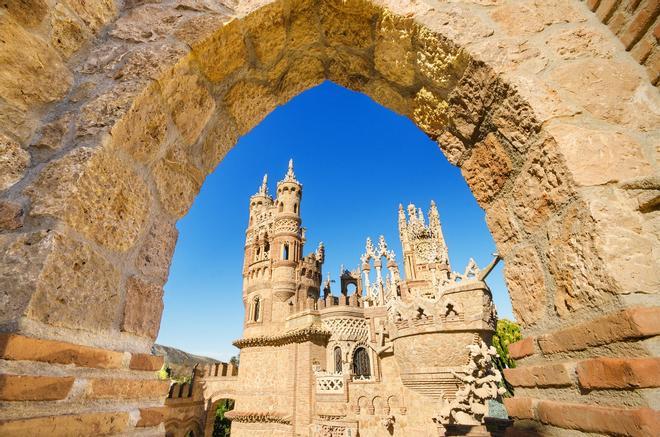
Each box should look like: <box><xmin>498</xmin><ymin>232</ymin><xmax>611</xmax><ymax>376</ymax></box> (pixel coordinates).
<box><xmin>351</xmin><ymin>375</ymin><xmax>374</xmax><ymax>382</ymax></box>
<box><xmin>315</xmin><ymin>372</ymin><xmax>345</xmax><ymax>393</ymax></box>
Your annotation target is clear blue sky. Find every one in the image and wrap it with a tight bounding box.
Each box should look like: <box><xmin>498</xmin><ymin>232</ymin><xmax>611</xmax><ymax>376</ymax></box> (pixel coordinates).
<box><xmin>157</xmin><ymin>81</ymin><xmax>514</xmax><ymax>360</ymax></box>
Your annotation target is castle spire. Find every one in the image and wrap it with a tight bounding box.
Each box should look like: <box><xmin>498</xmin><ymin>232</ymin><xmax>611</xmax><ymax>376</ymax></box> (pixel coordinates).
<box><xmin>284</xmin><ymin>159</ymin><xmax>297</xmax><ymax>182</ymax></box>
<box><xmin>258</xmin><ymin>174</ymin><xmax>268</xmax><ymax>195</ymax></box>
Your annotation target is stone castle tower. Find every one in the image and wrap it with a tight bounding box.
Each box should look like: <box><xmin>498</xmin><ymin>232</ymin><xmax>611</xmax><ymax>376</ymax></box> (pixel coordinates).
<box><xmin>211</xmin><ymin>163</ymin><xmax>506</xmax><ymax>437</ymax></box>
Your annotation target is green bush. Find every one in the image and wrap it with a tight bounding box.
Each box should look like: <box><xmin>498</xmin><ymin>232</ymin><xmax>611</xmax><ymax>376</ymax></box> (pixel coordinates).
<box><xmin>213</xmin><ymin>399</ymin><xmax>235</xmax><ymax>437</ymax></box>
<box><xmin>492</xmin><ymin>318</ymin><xmax>522</xmax><ymax>397</ymax></box>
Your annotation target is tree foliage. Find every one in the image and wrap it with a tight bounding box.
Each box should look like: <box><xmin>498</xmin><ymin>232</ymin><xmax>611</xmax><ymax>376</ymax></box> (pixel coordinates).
<box><xmin>213</xmin><ymin>399</ymin><xmax>235</xmax><ymax>437</ymax></box>
<box><xmin>492</xmin><ymin>318</ymin><xmax>522</xmax><ymax>397</ymax></box>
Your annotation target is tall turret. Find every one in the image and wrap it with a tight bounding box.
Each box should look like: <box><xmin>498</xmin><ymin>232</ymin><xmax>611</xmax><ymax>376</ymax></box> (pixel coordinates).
<box><xmin>398</xmin><ymin>201</ymin><xmax>450</xmax><ymax>295</ymax></box>
<box><xmin>271</xmin><ymin>160</ymin><xmax>304</xmax><ymax>324</ymax></box>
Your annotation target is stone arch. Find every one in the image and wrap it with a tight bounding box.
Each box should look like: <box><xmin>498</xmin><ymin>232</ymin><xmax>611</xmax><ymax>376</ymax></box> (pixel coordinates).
<box><xmin>0</xmin><ymin>0</ymin><xmax>658</xmax><ymax>435</ymax></box>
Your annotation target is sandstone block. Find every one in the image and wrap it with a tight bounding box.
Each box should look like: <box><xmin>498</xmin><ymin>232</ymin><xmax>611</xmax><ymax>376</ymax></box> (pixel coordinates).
<box><xmin>87</xmin><ymin>378</ymin><xmax>170</xmax><ymax>399</ymax></box>
<box><xmin>320</xmin><ymin>0</ymin><xmax>376</xmax><ymax>49</ymax></box>
<box><xmin>136</xmin><ymin>217</ymin><xmax>178</xmax><ymax>284</ymax></box>
<box><xmin>129</xmin><ymin>353</ymin><xmax>164</xmax><ymax>371</ymax></box>
<box><xmin>64</xmin><ymin>149</ymin><xmax>150</xmax><ymax>252</ymax></box>
<box><xmin>375</xmin><ymin>13</ymin><xmax>415</xmax><ymax>87</ymax></box>
<box><xmin>0</xmin><ymin>333</ymin><xmax>123</xmax><ymax>368</ymax></box>
<box><xmin>0</xmin><ymin>200</ymin><xmax>24</xmax><ymax>230</ymax></box>
<box><xmin>0</xmin><ymin>99</ymin><xmax>38</xmax><ymax>143</ymax></box>
<box><xmin>0</xmin><ymin>15</ymin><xmax>72</xmax><ymax>109</ymax></box>
<box><xmin>110</xmin><ymin>3</ymin><xmax>187</xmax><ymax>43</ymax></box>
<box><xmin>488</xmin><ymin>87</ymin><xmax>540</xmax><ymax>154</ymax></box>
<box><xmin>50</xmin><ymin>3</ymin><xmax>93</xmax><ymax>59</ymax></box>
<box><xmin>287</xmin><ymin>0</ymin><xmax>322</xmax><ymax>51</ymax></box>
<box><xmin>414</xmin><ymin>26</ymin><xmax>467</xmax><ymax>94</ymax></box>
<box><xmin>121</xmin><ymin>276</ymin><xmax>164</xmax><ymax>340</ymax></box>
<box><xmin>484</xmin><ymin>196</ymin><xmax>520</xmax><ymax>257</ymax></box>
<box><xmin>243</xmin><ymin>1</ymin><xmax>286</xmax><ymax>67</ymax></box>
<box><xmin>546</xmin><ymin>203</ymin><xmax>618</xmax><ymax>318</ymax></box>
<box><xmin>326</xmin><ymin>47</ymin><xmax>373</xmax><ymax>92</ymax></box>
<box><xmin>76</xmin><ymin>83</ymin><xmax>139</xmax><ymax>138</ymax></box>
<box><xmin>538</xmin><ymin>307</ymin><xmax>660</xmax><ymax>354</ymax></box>
<box><xmin>31</xmin><ymin>113</ymin><xmax>72</xmax><ymax>158</ymax></box>
<box><xmin>193</xmin><ymin>19</ymin><xmax>246</xmax><ymax>83</ymax></box>
<box><xmin>490</xmin><ymin>1</ymin><xmax>582</xmax><ymax>36</ymax></box>
<box><xmin>159</xmin><ymin>61</ymin><xmax>215</xmax><ymax>145</ymax></box>
<box><xmin>62</xmin><ymin>0</ymin><xmax>116</xmax><ymax>33</ymax></box>
<box><xmin>224</xmin><ymin>81</ymin><xmax>277</xmax><ymax>134</ymax></box>
<box><xmin>136</xmin><ymin>407</ymin><xmax>168</xmax><ymax>427</ymax></box>
<box><xmin>3</xmin><ymin>0</ymin><xmax>48</xmax><ymax>28</ymax></box>
<box><xmin>577</xmin><ymin>357</ymin><xmax>660</xmax><ymax>389</ymax></box>
<box><xmin>200</xmin><ymin>115</ymin><xmax>240</xmax><ymax>174</ymax></box>
<box><xmin>277</xmin><ymin>55</ymin><xmax>325</xmax><ymax>105</ymax></box>
<box><xmin>503</xmin><ymin>397</ymin><xmax>535</xmax><ymax>420</ymax></box>
<box><xmin>508</xmin><ymin>337</ymin><xmax>535</xmax><ymax>360</ymax></box>
<box><xmin>536</xmin><ymin>400</ymin><xmax>659</xmax><ymax>437</ymax></box>
<box><xmin>365</xmin><ymin>79</ymin><xmax>411</xmax><ymax>118</ymax></box>
<box><xmin>0</xmin><ymin>412</ymin><xmax>129</xmax><ymax>437</ymax></box>
<box><xmin>548</xmin><ymin>123</ymin><xmax>653</xmax><ymax>187</ymax></box>
<box><xmin>26</xmin><ymin>232</ymin><xmax>122</xmax><ymax>332</ymax></box>
<box><xmin>503</xmin><ymin>363</ymin><xmax>573</xmax><ymax>388</ymax></box>
<box><xmin>512</xmin><ymin>140</ymin><xmax>572</xmax><ymax>234</ymax></box>
<box><xmin>413</xmin><ymin>87</ymin><xmax>449</xmax><ymax>139</ymax></box>
<box><xmin>545</xmin><ymin>27</ymin><xmax>615</xmax><ymax>60</ymax></box>
<box><xmin>0</xmin><ymin>374</ymin><xmax>74</xmax><ymax>401</ymax></box>
<box><xmin>461</xmin><ymin>133</ymin><xmax>512</xmax><ymax>205</ymax></box>
<box><xmin>152</xmin><ymin>143</ymin><xmax>203</xmax><ymax>218</ymax></box>
<box><xmin>110</xmin><ymin>83</ymin><xmax>168</xmax><ymax>164</ymax></box>
<box><xmin>503</xmin><ymin>245</ymin><xmax>547</xmax><ymax>327</ymax></box>
<box><xmin>0</xmin><ymin>134</ymin><xmax>30</xmax><ymax>191</ymax></box>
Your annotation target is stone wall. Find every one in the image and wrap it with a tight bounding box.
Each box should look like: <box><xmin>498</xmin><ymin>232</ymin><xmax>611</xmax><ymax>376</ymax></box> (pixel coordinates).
<box><xmin>0</xmin><ymin>0</ymin><xmax>658</xmax><ymax>435</ymax></box>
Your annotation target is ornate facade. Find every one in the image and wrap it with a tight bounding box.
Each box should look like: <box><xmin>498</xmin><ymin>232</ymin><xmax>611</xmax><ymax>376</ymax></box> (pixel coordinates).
<box><xmin>200</xmin><ymin>162</ymin><xmax>508</xmax><ymax>436</ymax></box>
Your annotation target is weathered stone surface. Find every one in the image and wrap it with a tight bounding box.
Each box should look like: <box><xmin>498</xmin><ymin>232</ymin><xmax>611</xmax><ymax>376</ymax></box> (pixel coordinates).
<box><xmin>365</xmin><ymin>79</ymin><xmax>411</xmax><ymax>117</ymax></box>
<box><xmin>129</xmin><ymin>353</ymin><xmax>164</xmax><ymax>371</ymax></box>
<box><xmin>62</xmin><ymin>0</ymin><xmax>116</xmax><ymax>33</ymax></box>
<box><xmin>545</xmin><ymin>27</ymin><xmax>616</xmax><ymax>60</ymax></box>
<box><xmin>488</xmin><ymin>86</ymin><xmax>540</xmax><ymax>154</ymax></box>
<box><xmin>0</xmin><ymin>375</ymin><xmax>74</xmax><ymax>401</ymax></box>
<box><xmin>31</xmin><ymin>113</ymin><xmax>72</xmax><ymax>157</ymax></box>
<box><xmin>50</xmin><ymin>3</ymin><xmax>94</xmax><ymax>59</ymax></box>
<box><xmin>224</xmin><ymin>81</ymin><xmax>277</xmax><ymax>134</ymax></box>
<box><xmin>550</xmin><ymin>58</ymin><xmax>659</xmax><ymax>131</ymax></box>
<box><xmin>87</xmin><ymin>378</ymin><xmax>170</xmax><ymax>399</ymax></box>
<box><xmin>174</xmin><ymin>13</ymin><xmax>229</xmax><ymax>46</ymax></box>
<box><xmin>512</xmin><ymin>140</ymin><xmax>572</xmax><ymax>233</ymax></box>
<box><xmin>64</xmin><ymin>149</ymin><xmax>150</xmax><ymax>252</ymax></box>
<box><xmin>287</xmin><ymin>0</ymin><xmax>321</xmax><ymax>51</ymax></box>
<box><xmin>193</xmin><ymin>19</ymin><xmax>246</xmax><ymax>83</ymax></box>
<box><xmin>503</xmin><ymin>397</ymin><xmax>535</xmax><ymax>420</ymax></box>
<box><xmin>0</xmin><ymin>99</ymin><xmax>38</xmax><ymax>143</ymax></box>
<box><xmin>0</xmin><ymin>412</ymin><xmax>129</xmax><ymax>437</ymax></box>
<box><xmin>200</xmin><ymin>114</ymin><xmax>239</xmax><ymax>173</ymax></box>
<box><xmin>152</xmin><ymin>142</ymin><xmax>203</xmax><ymax>218</ymax></box>
<box><xmin>504</xmin><ymin>245</ymin><xmax>547</xmax><ymax>327</ymax></box>
<box><xmin>538</xmin><ymin>307</ymin><xmax>660</xmax><ymax>354</ymax></box>
<box><xmin>577</xmin><ymin>357</ymin><xmax>660</xmax><ymax>389</ymax></box>
<box><xmin>504</xmin><ymin>362</ymin><xmax>573</xmax><ymax>387</ymax></box>
<box><xmin>0</xmin><ymin>200</ymin><xmax>24</xmax><ymax>230</ymax></box>
<box><xmin>277</xmin><ymin>55</ymin><xmax>325</xmax><ymax>104</ymax></box>
<box><xmin>243</xmin><ymin>1</ymin><xmax>286</xmax><ymax>66</ymax></box>
<box><xmin>136</xmin><ymin>407</ymin><xmax>168</xmax><ymax>427</ymax></box>
<box><xmin>110</xmin><ymin>4</ymin><xmax>185</xmax><ymax>42</ymax></box>
<box><xmin>548</xmin><ymin>123</ymin><xmax>654</xmax><ymax>186</ymax></box>
<box><xmin>461</xmin><ymin>133</ymin><xmax>512</xmax><ymax>205</ymax></box>
<box><xmin>414</xmin><ymin>26</ymin><xmax>468</xmax><ymax>93</ymax></box>
<box><xmin>77</xmin><ymin>84</ymin><xmax>139</xmax><ymax>138</ymax></box>
<box><xmin>0</xmin><ymin>333</ymin><xmax>123</xmax><ymax>368</ymax></box>
<box><xmin>136</xmin><ymin>217</ymin><xmax>178</xmax><ymax>284</ymax></box>
<box><xmin>110</xmin><ymin>83</ymin><xmax>168</xmax><ymax>164</ymax></box>
<box><xmin>3</xmin><ymin>0</ymin><xmax>48</xmax><ymax>28</ymax></box>
<box><xmin>0</xmin><ymin>15</ymin><xmax>72</xmax><ymax>110</ymax></box>
<box><xmin>490</xmin><ymin>1</ymin><xmax>584</xmax><ymax>36</ymax></box>
<box><xmin>536</xmin><ymin>400</ymin><xmax>659</xmax><ymax>437</ymax></box>
<box><xmin>546</xmin><ymin>203</ymin><xmax>618</xmax><ymax>318</ymax></box>
<box><xmin>159</xmin><ymin>61</ymin><xmax>215</xmax><ymax>145</ymax></box>
<box><xmin>0</xmin><ymin>134</ymin><xmax>30</xmax><ymax>191</ymax></box>
<box><xmin>320</xmin><ymin>0</ymin><xmax>376</xmax><ymax>49</ymax></box>
<box><xmin>436</xmin><ymin>130</ymin><xmax>467</xmax><ymax>165</ymax></box>
<box><xmin>326</xmin><ymin>47</ymin><xmax>372</xmax><ymax>91</ymax></box>
<box><xmin>111</xmin><ymin>42</ymin><xmax>189</xmax><ymax>84</ymax></box>
<box><xmin>121</xmin><ymin>276</ymin><xmax>164</xmax><ymax>340</ymax></box>
<box><xmin>413</xmin><ymin>87</ymin><xmax>449</xmax><ymax>139</ymax></box>
<box><xmin>484</xmin><ymin>196</ymin><xmax>520</xmax><ymax>257</ymax></box>
<box><xmin>26</xmin><ymin>232</ymin><xmax>121</xmax><ymax>332</ymax></box>
<box><xmin>375</xmin><ymin>13</ymin><xmax>415</xmax><ymax>87</ymax></box>
<box><xmin>508</xmin><ymin>337</ymin><xmax>535</xmax><ymax>359</ymax></box>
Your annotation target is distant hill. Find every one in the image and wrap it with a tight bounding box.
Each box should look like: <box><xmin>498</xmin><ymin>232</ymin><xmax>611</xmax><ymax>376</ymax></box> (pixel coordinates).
<box><xmin>152</xmin><ymin>344</ymin><xmax>222</xmax><ymax>379</ymax></box>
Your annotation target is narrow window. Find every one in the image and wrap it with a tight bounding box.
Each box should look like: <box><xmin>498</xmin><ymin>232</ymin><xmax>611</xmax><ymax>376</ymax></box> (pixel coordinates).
<box><xmin>293</xmin><ymin>203</ymin><xmax>298</xmax><ymax>214</ymax></box>
<box><xmin>334</xmin><ymin>347</ymin><xmax>342</xmax><ymax>373</ymax></box>
<box><xmin>253</xmin><ymin>297</ymin><xmax>260</xmax><ymax>322</ymax></box>
<box><xmin>283</xmin><ymin>243</ymin><xmax>290</xmax><ymax>260</ymax></box>
<box><xmin>279</xmin><ymin>202</ymin><xmax>283</xmax><ymax>212</ymax></box>
<box><xmin>352</xmin><ymin>347</ymin><xmax>370</xmax><ymax>377</ymax></box>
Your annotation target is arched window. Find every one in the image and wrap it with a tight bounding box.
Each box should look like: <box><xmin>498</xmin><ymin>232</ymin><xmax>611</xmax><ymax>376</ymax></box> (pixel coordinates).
<box><xmin>334</xmin><ymin>347</ymin><xmax>342</xmax><ymax>374</ymax></box>
<box><xmin>278</xmin><ymin>202</ymin><xmax>283</xmax><ymax>212</ymax></box>
<box><xmin>293</xmin><ymin>203</ymin><xmax>298</xmax><ymax>214</ymax></box>
<box><xmin>283</xmin><ymin>243</ymin><xmax>290</xmax><ymax>260</ymax></box>
<box><xmin>352</xmin><ymin>347</ymin><xmax>370</xmax><ymax>378</ymax></box>
<box><xmin>253</xmin><ymin>297</ymin><xmax>261</xmax><ymax>322</ymax></box>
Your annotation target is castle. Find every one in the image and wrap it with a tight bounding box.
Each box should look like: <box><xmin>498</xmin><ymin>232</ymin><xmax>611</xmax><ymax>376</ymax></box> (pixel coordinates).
<box><xmin>195</xmin><ymin>161</ymin><xmax>508</xmax><ymax>437</ymax></box>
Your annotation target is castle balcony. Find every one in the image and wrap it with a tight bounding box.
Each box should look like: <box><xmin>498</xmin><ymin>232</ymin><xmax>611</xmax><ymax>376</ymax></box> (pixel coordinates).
<box><xmin>315</xmin><ymin>372</ymin><xmax>345</xmax><ymax>394</ymax></box>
